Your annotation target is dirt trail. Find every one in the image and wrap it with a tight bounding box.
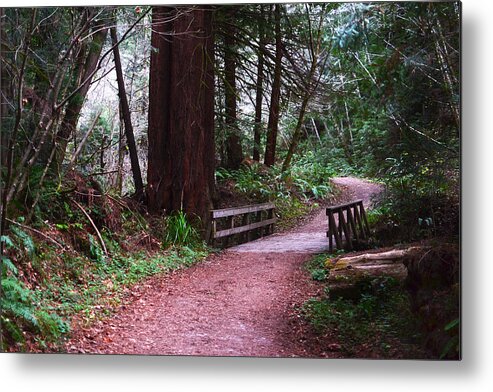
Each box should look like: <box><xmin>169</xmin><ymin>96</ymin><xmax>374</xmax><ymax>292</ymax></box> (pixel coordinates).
<box><xmin>66</xmin><ymin>177</ymin><xmax>383</xmax><ymax>357</ymax></box>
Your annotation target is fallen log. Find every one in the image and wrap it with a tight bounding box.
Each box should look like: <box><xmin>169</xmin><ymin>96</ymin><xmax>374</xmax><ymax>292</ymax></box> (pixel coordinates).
<box><xmin>330</xmin><ymin>246</ymin><xmax>430</xmax><ymax>267</ymax></box>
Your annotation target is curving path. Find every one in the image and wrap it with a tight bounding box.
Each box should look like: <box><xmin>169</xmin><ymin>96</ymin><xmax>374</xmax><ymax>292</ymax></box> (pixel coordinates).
<box><xmin>65</xmin><ymin>177</ymin><xmax>383</xmax><ymax>357</ymax></box>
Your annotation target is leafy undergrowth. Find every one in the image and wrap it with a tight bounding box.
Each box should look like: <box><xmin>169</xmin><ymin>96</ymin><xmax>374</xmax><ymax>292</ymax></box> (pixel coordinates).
<box><xmin>1</xmin><ymin>173</ymin><xmax>210</xmax><ymax>352</ymax></box>
<box><xmin>1</xmin><ymin>222</ymin><xmax>209</xmax><ymax>352</ymax></box>
<box><xmin>215</xmin><ymin>160</ymin><xmax>337</xmax><ymax>230</ymax></box>
<box><xmin>301</xmin><ymin>253</ymin><xmax>431</xmax><ymax>359</ymax></box>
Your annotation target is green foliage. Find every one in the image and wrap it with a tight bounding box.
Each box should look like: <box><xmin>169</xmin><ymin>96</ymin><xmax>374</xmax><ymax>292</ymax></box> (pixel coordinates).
<box><xmin>311</xmin><ymin>268</ymin><xmax>327</xmax><ymax>282</ymax></box>
<box><xmin>1</xmin><ymin>277</ymin><xmax>38</xmax><ymax>326</ymax></box>
<box><xmin>36</xmin><ymin>311</ymin><xmax>70</xmax><ymax>343</ymax></box>
<box><xmin>305</xmin><ymin>253</ymin><xmax>329</xmax><ymax>274</ymax></box>
<box><xmin>331</xmin><ymin>3</ymin><xmax>370</xmax><ymax>50</ymax></box>
<box><xmin>164</xmin><ymin>210</ymin><xmax>200</xmax><ymax>247</ymax></box>
<box><xmin>88</xmin><ymin>234</ymin><xmax>105</xmax><ymax>263</ymax></box>
<box><xmin>274</xmin><ymin>196</ymin><xmax>311</xmax><ymax>230</ymax></box>
<box><xmin>293</xmin><ymin>2</ymin><xmax>461</xmax><ymax>245</ymax></box>
<box><xmin>371</xmin><ymin>172</ymin><xmax>459</xmax><ymax>243</ymax></box>
<box><xmin>302</xmin><ymin>275</ymin><xmax>423</xmax><ymax>357</ymax></box>
<box><xmin>33</xmin><ymin>245</ymin><xmax>209</xmax><ymax>335</ymax></box>
<box><xmin>1</xmin><ymin>234</ymin><xmax>69</xmax><ymax>350</ymax></box>
<box><xmin>1</xmin><ymin>235</ymin><xmax>15</xmax><ymax>249</ymax></box>
<box><xmin>10</xmin><ymin>225</ymin><xmax>36</xmax><ymax>258</ymax></box>
<box><xmin>216</xmin><ymin>160</ymin><xmax>334</xmax><ymax>230</ymax></box>
<box><xmin>217</xmin><ymin>160</ymin><xmax>334</xmax><ymax>204</ymax></box>
<box><xmin>440</xmin><ymin>318</ymin><xmax>460</xmax><ymax>359</ymax></box>
<box><xmin>1</xmin><ymin>255</ymin><xmax>18</xmax><ymax>275</ymax></box>
<box><xmin>55</xmin><ymin>223</ymin><xmax>69</xmax><ymax>231</ymax></box>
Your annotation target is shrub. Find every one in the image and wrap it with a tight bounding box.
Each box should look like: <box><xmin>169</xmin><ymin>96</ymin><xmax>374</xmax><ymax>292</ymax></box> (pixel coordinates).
<box><xmin>371</xmin><ymin>172</ymin><xmax>459</xmax><ymax>243</ymax></box>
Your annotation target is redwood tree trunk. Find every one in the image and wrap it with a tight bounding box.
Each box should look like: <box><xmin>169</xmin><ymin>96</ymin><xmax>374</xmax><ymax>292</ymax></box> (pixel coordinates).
<box><xmin>110</xmin><ymin>25</ymin><xmax>144</xmax><ymax>197</ymax></box>
<box><xmin>147</xmin><ymin>6</ymin><xmax>172</xmax><ymax>212</ymax></box>
<box><xmin>147</xmin><ymin>6</ymin><xmax>215</xmax><ymax>236</ymax></box>
<box><xmin>264</xmin><ymin>4</ymin><xmax>282</xmax><ymax>167</ymax></box>
<box><xmin>253</xmin><ymin>5</ymin><xmax>266</xmax><ymax>162</ymax></box>
<box><xmin>224</xmin><ymin>12</ymin><xmax>243</xmax><ymax>170</ymax></box>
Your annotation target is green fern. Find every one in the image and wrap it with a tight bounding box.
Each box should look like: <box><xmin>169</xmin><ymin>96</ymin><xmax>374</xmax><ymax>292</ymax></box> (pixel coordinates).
<box><xmin>2</xmin><ymin>318</ymin><xmax>24</xmax><ymax>343</ymax></box>
<box><xmin>1</xmin><ymin>300</ymin><xmax>39</xmax><ymax>327</ymax></box>
<box><xmin>1</xmin><ymin>256</ymin><xmax>18</xmax><ymax>275</ymax></box>
<box><xmin>36</xmin><ymin>311</ymin><xmax>70</xmax><ymax>340</ymax></box>
<box><xmin>88</xmin><ymin>234</ymin><xmax>105</xmax><ymax>263</ymax></box>
<box><xmin>1</xmin><ymin>231</ymin><xmax>71</xmax><ymax>348</ymax></box>
<box><xmin>1</xmin><ymin>277</ymin><xmax>31</xmax><ymax>303</ymax></box>
<box><xmin>10</xmin><ymin>225</ymin><xmax>36</xmax><ymax>257</ymax></box>
<box><xmin>0</xmin><ymin>235</ymin><xmax>15</xmax><ymax>249</ymax></box>
<box><xmin>1</xmin><ymin>277</ymin><xmax>37</xmax><ymax>325</ymax></box>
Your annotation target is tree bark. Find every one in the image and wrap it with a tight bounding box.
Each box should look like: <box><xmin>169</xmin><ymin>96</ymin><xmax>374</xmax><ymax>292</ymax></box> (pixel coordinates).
<box><xmin>223</xmin><ymin>11</ymin><xmax>243</xmax><ymax>170</ymax></box>
<box><xmin>110</xmin><ymin>25</ymin><xmax>144</xmax><ymax>197</ymax></box>
<box><xmin>0</xmin><ymin>7</ymin><xmax>12</xmax><ymax>170</ymax></box>
<box><xmin>147</xmin><ymin>6</ymin><xmax>173</xmax><ymax>212</ymax></box>
<box><xmin>281</xmin><ymin>94</ymin><xmax>310</xmax><ymax>172</ymax></box>
<box><xmin>147</xmin><ymin>6</ymin><xmax>215</xmax><ymax>237</ymax></box>
<box><xmin>253</xmin><ymin>5</ymin><xmax>266</xmax><ymax>162</ymax></box>
<box><xmin>264</xmin><ymin>4</ymin><xmax>282</xmax><ymax>167</ymax></box>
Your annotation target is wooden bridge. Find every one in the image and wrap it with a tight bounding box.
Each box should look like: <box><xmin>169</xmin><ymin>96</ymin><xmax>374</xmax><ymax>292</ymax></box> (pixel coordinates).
<box><xmin>210</xmin><ymin>199</ymin><xmax>371</xmax><ymax>251</ymax></box>
<box><xmin>326</xmin><ymin>199</ymin><xmax>370</xmax><ymax>252</ymax></box>
<box><xmin>210</xmin><ymin>202</ymin><xmax>276</xmax><ymax>246</ymax></box>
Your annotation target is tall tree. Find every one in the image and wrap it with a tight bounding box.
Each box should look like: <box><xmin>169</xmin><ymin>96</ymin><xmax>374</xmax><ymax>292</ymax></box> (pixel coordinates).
<box><xmin>110</xmin><ymin>24</ymin><xmax>144</xmax><ymax>197</ymax></box>
<box><xmin>252</xmin><ymin>5</ymin><xmax>266</xmax><ymax>162</ymax></box>
<box><xmin>147</xmin><ymin>6</ymin><xmax>172</xmax><ymax>213</ymax></box>
<box><xmin>53</xmin><ymin>11</ymin><xmax>109</xmax><ymax>171</ymax></box>
<box><xmin>282</xmin><ymin>5</ymin><xmax>329</xmax><ymax>172</ymax></box>
<box><xmin>223</xmin><ymin>8</ymin><xmax>243</xmax><ymax>169</ymax></box>
<box><xmin>264</xmin><ymin>4</ymin><xmax>282</xmax><ymax>167</ymax></box>
<box><xmin>147</xmin><ymin>6</ymin><xmax>215</xmax><ymax>236</ymax></box>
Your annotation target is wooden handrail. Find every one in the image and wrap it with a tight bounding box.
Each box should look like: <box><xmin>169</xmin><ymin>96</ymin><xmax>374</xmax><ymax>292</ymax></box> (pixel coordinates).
<box><xmin>326</xmin><ymin>200</ymin><xmax>370</xmax><ymax>252</ymax></box>
<box><xmin>326</xmin><ymin>199</ymin><xmax>364</xmax><ymax>212</ymax></box>
<box><xmin>212</xmin><ymin>202</ymin><xmax>275</xmax><ymax>218</ymax></box>
<box><xmin>210</xmin><ymin>202</ymin><xmax>276</xmax><ymax>246</ymax></box>
<box><xmin>214</xmin><ymin>218</ymin><xmax>276</xmax><ymax>239</ymax></box>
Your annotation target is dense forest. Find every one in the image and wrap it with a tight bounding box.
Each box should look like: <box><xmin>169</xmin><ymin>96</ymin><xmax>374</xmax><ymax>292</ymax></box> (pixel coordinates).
<box><xmin>0</xmin><ymin>2</ymin><xmax>459</xmax><ymax>358</ymax></box>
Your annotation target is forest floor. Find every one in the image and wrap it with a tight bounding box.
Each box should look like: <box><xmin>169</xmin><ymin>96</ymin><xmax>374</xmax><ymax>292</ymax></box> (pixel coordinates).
<box><xmin>65</xmin><ymin>177</ymin><xmax>384</xmax><ymax>357</ymax></box>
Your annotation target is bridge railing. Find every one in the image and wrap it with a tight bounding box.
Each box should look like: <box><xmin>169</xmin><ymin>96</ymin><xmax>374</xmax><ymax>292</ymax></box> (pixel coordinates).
<box><xmin>211</xmin><ymin>202</ymin><xmax>276</xmax><ymax>246</ymax></box>
<box><xmin>326</xmin><ymin>199</ymin><xmax>370</xmax><ymax>252</ymax></box>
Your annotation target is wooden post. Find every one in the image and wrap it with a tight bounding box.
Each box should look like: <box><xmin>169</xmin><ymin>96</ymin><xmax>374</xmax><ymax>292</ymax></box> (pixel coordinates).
<box><xmin>326</xmin><ymin>200</ymin><xmax>371</xmax><ymax>251</ymax></box>
<box><xmin>346</xmin><ymin>206</ymin><xmax>359</xmax><ymax>244</ymax></box>
<box><xmin>329</xmin><ymin>211</ymin><xmax>342</xmax><ymax>249</ymax></box>
<box><xmin>243</xmin><ymin>212</ymin><xmax>251</xmax><ymax>242</ymax></box>
<box><xmin>267</xmin><ymin>207</ymin><xmax>274</xmax><ymax>234</ymax></box>
<box><xmin>338</xmin><ymin>209</ymin><xmax>343</xmax><ymax>240</ymax></box>
<box><xmin>353</xmin><ymin>204</ymin><xmax>364</xmax><ymax>239</ymax></box>
<box><xmin>338</xmin><ymin>209</ymin><xmax>353</xmax><ymax>250</ymax></box>
<box><xmin>359</xmin><ymin>201</ymin><xmax>371</xmax><ymax>236</ymax></box>
<box><xmin>211</xmin><ymin>216</ymin><xmax>217</xmax><ymax>246</ymax></box>
<box><xmin>256</xmin><ymin>210</ymin><xmax>262</xmax><ymax>239</ymax></box>
<box><xmin>260</xmin><ymin>210</ymin><xmax>266</xmax><ymax>237</ymax></box>
<box><xmin>327</xmin><ymin>210</ymin><xmax>333</xmax><ymax>252</ymax></box>
<box><xmin>226</xmin><ymin>216</ymin><xmax>234</xmax><ymax>246</ymax></box>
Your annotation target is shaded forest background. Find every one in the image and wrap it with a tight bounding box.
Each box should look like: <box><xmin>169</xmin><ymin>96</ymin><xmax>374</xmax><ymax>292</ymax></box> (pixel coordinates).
<box><xmin>0</xmin><ymin>2</ymin><xmax>459</xmax><ymax>354</ymax></box>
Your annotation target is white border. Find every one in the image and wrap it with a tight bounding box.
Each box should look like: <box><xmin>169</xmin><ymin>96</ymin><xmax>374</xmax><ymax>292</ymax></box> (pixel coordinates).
<box><xmin>2</xmin><ymin>0</ymin><xmax>493</xmax><ymax>391</ymax></box>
